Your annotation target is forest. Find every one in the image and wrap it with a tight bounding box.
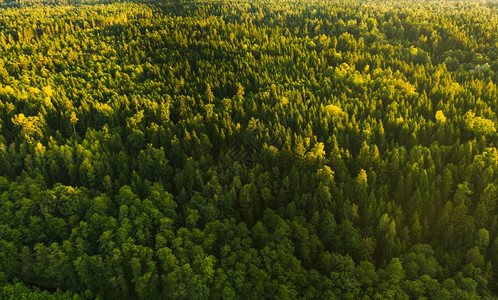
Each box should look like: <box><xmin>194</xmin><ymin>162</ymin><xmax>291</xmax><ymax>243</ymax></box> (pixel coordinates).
<box><xmin>0</xmin><ymin>0</ymin><xmax>497</xmax><ymax>298</ymax></box>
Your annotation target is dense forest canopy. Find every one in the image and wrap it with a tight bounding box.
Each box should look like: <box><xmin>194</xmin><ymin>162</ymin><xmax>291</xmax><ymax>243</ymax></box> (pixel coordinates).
<box><xmin>0</xmin><ymin>0</ymin><xmax>497</xmax><ymax>298</ymax></box>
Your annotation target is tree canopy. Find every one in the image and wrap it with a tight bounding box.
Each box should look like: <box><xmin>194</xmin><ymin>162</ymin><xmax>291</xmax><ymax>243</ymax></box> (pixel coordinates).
<box><xmin>0</xmin><ymin>0</ymin><xmax>497</xmax><ymax>298</ymax></box>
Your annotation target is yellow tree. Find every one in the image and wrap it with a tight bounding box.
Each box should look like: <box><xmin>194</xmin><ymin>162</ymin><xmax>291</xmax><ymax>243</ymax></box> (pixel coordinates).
<box><xmin>11</xmin><ymin>113</ymin><xmax>39</xmax><ymax>142</ymax></box>
<box><xmin>70</xmin><ymin>111</ymin><xmax>78</xmax><ymax>134</ymax></box>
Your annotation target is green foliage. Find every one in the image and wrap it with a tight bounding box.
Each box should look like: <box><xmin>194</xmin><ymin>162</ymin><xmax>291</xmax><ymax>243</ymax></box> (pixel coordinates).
<box><xmin>0</xmin><ymin>0</ymin><xmax>497</xmax><ymax>298</ymax></box>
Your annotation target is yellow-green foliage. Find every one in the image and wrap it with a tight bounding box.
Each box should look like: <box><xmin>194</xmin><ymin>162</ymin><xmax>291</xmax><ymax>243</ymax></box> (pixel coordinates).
<box><xmin>465</xmin><ymin>111</ymin><xmax>496</xmax><ymax>135</ymax></box>
<box><xmin>324</xmin><ymin>104</ymin><xmax>344</xmax><ymax>117</ymax></box>
<box><xmin>435</xmin><ymin>110</ymin><xmax>446</xmax><ymax>123</ymax></box>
